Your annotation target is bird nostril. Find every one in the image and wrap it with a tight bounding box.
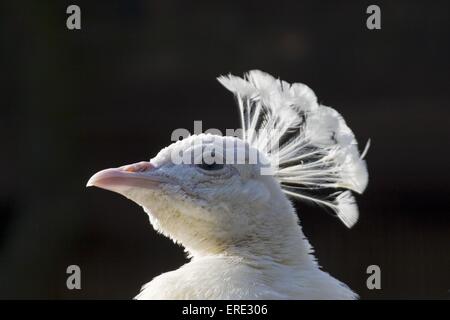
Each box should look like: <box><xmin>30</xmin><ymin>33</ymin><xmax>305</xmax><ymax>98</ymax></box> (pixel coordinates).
<box><xmin>122</xmin><ymin>161</ymin><xmax>155</xmax><ymax>173</ymax></box>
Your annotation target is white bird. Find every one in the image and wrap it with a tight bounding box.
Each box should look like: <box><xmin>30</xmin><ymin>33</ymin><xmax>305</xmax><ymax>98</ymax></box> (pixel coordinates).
<box><xmin>87</xmin><ymin>70</ymin><xmax>368</xmax><ymax>299</ymax></box>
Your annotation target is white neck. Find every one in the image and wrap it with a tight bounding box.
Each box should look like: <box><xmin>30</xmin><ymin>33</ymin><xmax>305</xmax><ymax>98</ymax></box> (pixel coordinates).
<box><xmin>188</xmin><ymin>203</ymin><xmax>318</xmax><ymax>272</ymax></box>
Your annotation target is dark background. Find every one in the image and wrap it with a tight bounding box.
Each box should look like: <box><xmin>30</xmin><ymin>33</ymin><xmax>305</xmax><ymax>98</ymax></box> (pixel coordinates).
<box><xmin>0</xmin><ymin>0</ymin><xmax>449</xmax><ymax>299</ymax></box>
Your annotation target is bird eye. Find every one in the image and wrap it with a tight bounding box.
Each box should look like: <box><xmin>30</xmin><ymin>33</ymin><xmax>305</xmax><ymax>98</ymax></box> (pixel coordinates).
<box><xmin>196</xmin><ymin>162</ymin><xmax>225</xmax><ymax>171</ymax></box>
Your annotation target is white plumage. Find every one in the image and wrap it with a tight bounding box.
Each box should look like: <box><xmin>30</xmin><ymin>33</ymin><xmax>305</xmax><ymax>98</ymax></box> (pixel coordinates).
<box><xmin>87</xmin><ymin>70</ymin><xmax>368</xmax><ymax>299</ymax></box>
<box><xmin>218</xmin><ymin>70</ymin><xmax>368</xmax><ymax>228</ymax></box>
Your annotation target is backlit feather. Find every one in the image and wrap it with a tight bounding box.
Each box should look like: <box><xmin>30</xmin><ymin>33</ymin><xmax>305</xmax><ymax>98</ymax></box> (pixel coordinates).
<box><xmin>218</xmin><ymin>70</ymin><xmax>369</xmax><ymax>228</ymax></box>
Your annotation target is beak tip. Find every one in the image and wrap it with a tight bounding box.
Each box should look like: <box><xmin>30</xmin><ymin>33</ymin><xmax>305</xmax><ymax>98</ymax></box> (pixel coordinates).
<box><xmin>86</xmin><ymin>175</ymin><xmax>99</xmax><ymax>188</ymax></box>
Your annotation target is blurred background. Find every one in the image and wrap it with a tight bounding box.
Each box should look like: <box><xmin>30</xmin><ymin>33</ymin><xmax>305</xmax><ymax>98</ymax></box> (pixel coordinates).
<box><xmin>0</xmin><ymin>0</ymin><xmax>449</xmax><ymax>299</ymax></box>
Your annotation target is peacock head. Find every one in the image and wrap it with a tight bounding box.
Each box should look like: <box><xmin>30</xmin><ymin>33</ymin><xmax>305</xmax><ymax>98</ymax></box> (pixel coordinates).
<box><xmin>87</xmin><ymin>70</ymin><xmax>369</xmax><ymax>256</ymax></box>
<box><xmin>87</xmin><ymin>133</ymin><xmax>292</xmax><ymax>256</ymax></box>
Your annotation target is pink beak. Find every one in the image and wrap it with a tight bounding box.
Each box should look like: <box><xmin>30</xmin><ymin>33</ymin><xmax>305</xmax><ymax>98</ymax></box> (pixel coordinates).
<box><xmin>86</xmin><ymin>161</ymin><xmax>164</xmax><ymax>194</ymax></box>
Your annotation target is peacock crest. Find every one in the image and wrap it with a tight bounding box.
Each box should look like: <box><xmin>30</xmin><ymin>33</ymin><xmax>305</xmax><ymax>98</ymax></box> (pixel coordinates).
<box><xmin>218</xmin><ymin>70</ymin><xmax>369</xmax><ymax>228</ymax></box>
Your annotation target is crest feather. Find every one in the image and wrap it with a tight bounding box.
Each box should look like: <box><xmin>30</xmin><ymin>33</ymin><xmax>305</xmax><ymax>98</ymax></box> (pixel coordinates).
<box><xmin>218</xmin><ymin>70</ymin><xmax>369</xmax><ymax>228</ymax></box>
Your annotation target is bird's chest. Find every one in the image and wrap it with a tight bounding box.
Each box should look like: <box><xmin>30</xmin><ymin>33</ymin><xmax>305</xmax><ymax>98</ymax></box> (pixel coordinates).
<box><xmin>136</xmin><ymin>259</ymin><xmax>283</xmax><ymax>299</ymax></box>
